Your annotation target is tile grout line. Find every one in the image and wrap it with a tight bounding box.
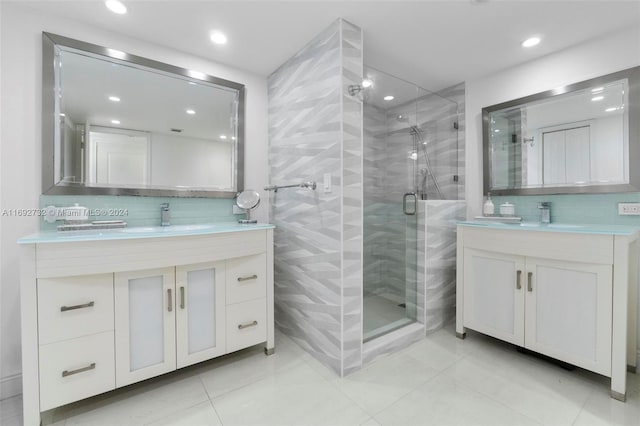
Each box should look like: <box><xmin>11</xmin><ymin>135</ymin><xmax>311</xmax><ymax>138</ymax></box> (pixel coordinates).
<box><xmin>198</xmin><ymin>375</ymin><xmax>226</xmax><ymax>426</ymax></box>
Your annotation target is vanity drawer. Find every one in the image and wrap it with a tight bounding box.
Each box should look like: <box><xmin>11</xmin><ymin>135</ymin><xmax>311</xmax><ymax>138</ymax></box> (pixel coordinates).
<box><xmin>37</xmin><ymin>274</ymin><xmax>114</xmax><ymax>345</ymax></box>
<box><xmin>226</xmin><ymin>254</ymin><xmax>266</xmax><ymax>304</ymax></box>
<box><xmin>226</xmin><ymin>298</ymin><xmax>267</xmax><ymax>353</ymax></box>
<box><xmin>39</xmin><ymin>331</ymin><xmax>115</xmax><ymax>411</ymax></box>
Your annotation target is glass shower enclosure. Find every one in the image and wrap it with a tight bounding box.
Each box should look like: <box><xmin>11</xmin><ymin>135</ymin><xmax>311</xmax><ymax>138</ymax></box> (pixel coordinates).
<box><xmin>362</xmin><ymin>67</ymin><xmax>459</xmax><ymax>341</ymax></box>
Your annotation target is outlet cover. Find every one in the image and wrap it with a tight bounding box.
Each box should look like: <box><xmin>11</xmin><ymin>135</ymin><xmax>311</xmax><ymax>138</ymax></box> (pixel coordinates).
<box><xmin>618</xmin><ymin>202</ymin><xmax>640</xmax><ymax>215</ymax></box>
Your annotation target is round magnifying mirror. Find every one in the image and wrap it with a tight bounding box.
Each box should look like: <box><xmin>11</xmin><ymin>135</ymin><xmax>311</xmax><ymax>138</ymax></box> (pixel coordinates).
<box><xmin>236</xmin><ymin>190</ymin><xmax>260</xmax><ymax>224</ymax></box>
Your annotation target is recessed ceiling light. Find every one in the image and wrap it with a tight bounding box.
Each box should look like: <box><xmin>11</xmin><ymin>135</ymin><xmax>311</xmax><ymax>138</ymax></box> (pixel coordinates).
<box><xmin>522</xmin><ymin>37</ymin><xmax>541</xmax><ymax>48</ymax></box>
<box><xmin>220</xmin><ymin>135</ymin><xmax>227</xmax><ymax>140</ymax></box>
<box><xmin>362</xmin><ymin>79</ymin><xmax>373</xmax><ymax>88</ymax></box>
<box><xmin>105</xmin><ymin>0</ymin><xmax>127</xmax><ymax>14</ymax></box>
<box><xmin>210</xmin><ymin>31</ymin><xmax>228</xmax><ymax>45</ymax></box>
<box><xmin>591</xmin><ymin>96</ymin><xmax>604</xmax><ymax>102</ymax></box>
<box><xmin>383</xmin><ymin>95</ymin><xmax>394</xmax><ymax>101</ymax></box>
<box><xmin>186</xmin><ymin>109</ymin><xmax>196</xmax><ymax>115</ymax></box>
<box><xmin>108</xmin><ymin>96</ymin><xmax>121</xmax><ymax>102</ymax></box>
<box><xmin>111</xmin><ymin>119</ymin><xmax>120</xmax><ymax>124</ymax></box>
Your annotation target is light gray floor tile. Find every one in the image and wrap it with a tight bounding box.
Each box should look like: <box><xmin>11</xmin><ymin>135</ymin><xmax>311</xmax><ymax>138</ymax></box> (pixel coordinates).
<box><xmin>329</xmin><ymin>353</ymin><xmax>440</xmax><ymax>415</ymax></box>
<box><xmin>62</xmin><ymin>374</ymin><xmax>209</xmax><ymax>425</ymax></box>
<box><xmin>212</xmin><ymin>361</ymin><xmax>369</xmax><ymax>426</ymax></box>
<box><xmin>442</xmin><ymin>343</ymin><xmax>594</xmax><ymax>425</ymax></box>
<box><xmin>0</xmin><ymin>395</ymin><xmax>22</xmax><ymax>421</ymax></box>
<box><xmin>145</xmin><ymin>401</ymin><xmax>222</xmax><ymax>426</ymax></box>
<box><xmin>374</xmin><ymin>373</ymin><xmax>540</xmax><ymax>426</ymax></box>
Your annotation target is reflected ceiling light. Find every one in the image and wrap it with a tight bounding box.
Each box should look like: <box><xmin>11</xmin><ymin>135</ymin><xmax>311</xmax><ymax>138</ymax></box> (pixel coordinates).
<box><xmin>108</xmin><ymin>96</ymin><xmax>121</xmax><ymax>102</ymax></box>
<box><xmin>521</xmin><ymin>37</ymin><xmax>541</xmax><ymax>48</ymax></box>
<box><xmin>408</xmin><ymin>151</ymin><xmax>418</xmax><ymax>160</ymax></box>
<box><xmin>60</xmin><ymin>113</ymin><xmax>66</xmax><ymax>117</ymax></box>
<box><xmin>188</xmin><ymin>70</ymin><xmax>206</xmax><ymax>80</ymax></box>
<box><xmin>111</xmin><ymin>119</ymin><xmax>121</xmax><ymax>124</ymax></box>
<box><xmin>591</xmin><ymin>87</ymin><xmax>604</xmax><ymax>93</ymax></box>
<box><xmin>107</xmin><ymin>48</ymin><xmax>126</xmax><ymax>59</ymax></box>
<box><xmin>105</xmin><ymin>0</ymin><xmax>127</xmax><ymax>14</ymax></box>
<box><xmin>231</xmin><ymin>136</ymin><xmax>236</xmax><ymax>140</ymax></box>
<box><xmin>591</xmin><ymin>96</ymin><xmax>604</xmax><ymax>101</ymax></box>
<box><xmin>383</xmin><ymin>95</ymin><xmax>394</xmax><ymax>101</ymax></box>
<box><xmin>220</xmin><ymin>135</ymin><xmax>227</xmax><ymax>139</ymax></box>
<box><xmin>210</xmin><ymin>31</ymin><xmax>228</xmax><ymax>45</ymax></box>
<box><xmin>605</xmin><ymin>107</ymin><xmax>619</xmax><ymax>112</ymax></box>
<box><xmin>494</xmin><ymin>129</ymin><xmax>500</xmax><ymax>133</ymax></box>
<box><xmin>186</xmin><ymin>109</ymin><xmax>196</xmax><ymax>115</ymax></box>
<box><xmin>361</xmin><ymin>79</ymin><xmax>373</xmax><ymax>88</ymax></box>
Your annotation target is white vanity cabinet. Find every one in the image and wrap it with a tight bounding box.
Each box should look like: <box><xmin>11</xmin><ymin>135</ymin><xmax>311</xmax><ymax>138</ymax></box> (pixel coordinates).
<box><xmin>19</xmin><ymin>226</ymin><xmax>274</xmax><ymax>426</ymax></box>
<box><xmin>457</xmin><ymin>224</ymin><xmax>638</xmax><ymax>401</ymax></box>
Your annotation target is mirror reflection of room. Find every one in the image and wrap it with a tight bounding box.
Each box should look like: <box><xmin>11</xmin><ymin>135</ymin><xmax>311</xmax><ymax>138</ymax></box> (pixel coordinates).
<box><xmin>56</xmin><ymin>47</ymin><xmax>238</xmax><ymax>190</ymax></box>
<box><xmin>488</xmin><ymin>79</ymin><xmax>628</xmax><ymax>190</ymax></box>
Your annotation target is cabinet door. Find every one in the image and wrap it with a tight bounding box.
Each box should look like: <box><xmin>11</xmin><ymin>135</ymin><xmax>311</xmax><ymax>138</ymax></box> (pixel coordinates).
<box><xmin>175</xmin><ymin>262</ymin><xmax>226</xmax><ymax>368</ymax></box>
<box><xmin>463</xmin><ymin>248</ymin><xmax>525</xmax><ymax>346</ymax></box>
<box><xmin>524</xmin><ymin>258</ymin><xmax>612</xmax><ymax>375</ymax></box>
<box><xmin>114</xmin><ymin>268</ymin><xmax>176</xmax><ymax>387</ymax></box>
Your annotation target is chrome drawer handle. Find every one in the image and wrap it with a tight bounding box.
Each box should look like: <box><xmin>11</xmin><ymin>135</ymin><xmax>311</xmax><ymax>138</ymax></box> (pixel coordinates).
<box><xmin>62</xmin><ymin>362</ymin><xmax>95</xmax><ymax>377</ymax></box>
<box><xmin>237</xmin><ymin>275</ymin><xmax>258</xmax><ymax>282</ymax></box>
<box><xmin>167</xmin><ymin>289</ymin><xmax>172</xmax><ymax>312</ymax></box>
<box><xmin>60</xmin><ymin>301</ymin><xmax>94</xmax><ymax>312</ymax></box>
<box><xmin>238</xmin><ymin>320</ymin><xmax>258</xmax><ymax>330</ymax></box>
<box><xmin>516</xmin><ymin>270</ymin><xmax>522</xmax><ymax>290</ymax></box>
<box><xmin>527</xmin><ymin>272</ymin><xmax>533</xmax><ymax>292</ymax></box>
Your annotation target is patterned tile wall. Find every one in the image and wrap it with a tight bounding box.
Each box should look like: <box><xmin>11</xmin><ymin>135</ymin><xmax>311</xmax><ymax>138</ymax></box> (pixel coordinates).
<box><xmin>418</xmin><ymin>200</ymin><xmax>466</xmax><ymax>332</ymax></box>
<box><xmin>268</xmin><ymin>19</ymin><xmax>363</xmax><ymax>376</ymax></box>
<box><xmin>340</xmin><ymin>20</ymin><xmax>364</xmax><ymax>376</ymax></box>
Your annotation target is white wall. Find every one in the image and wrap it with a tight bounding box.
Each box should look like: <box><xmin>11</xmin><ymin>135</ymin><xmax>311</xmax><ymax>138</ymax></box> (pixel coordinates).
<box><xmin>0</xmin><ymin>2</ymin><xmax>269</xmax><ymax>398</ymax></box>
<box><xmin>465</xmin><ymin>25</ymin><xmax>640</xmax><ymax>368</ymax></box>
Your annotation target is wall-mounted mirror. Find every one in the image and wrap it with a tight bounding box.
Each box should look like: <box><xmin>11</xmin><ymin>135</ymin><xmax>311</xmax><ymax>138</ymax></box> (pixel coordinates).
<box><xmin>42</xmin><ymin>32</ymin><xmax>245</xmax><ymax>197</ymax></box>
<box><xmin>483</xmin><ymin>66</ymin><xmax>640</xmax><ymax>195</ymax></box>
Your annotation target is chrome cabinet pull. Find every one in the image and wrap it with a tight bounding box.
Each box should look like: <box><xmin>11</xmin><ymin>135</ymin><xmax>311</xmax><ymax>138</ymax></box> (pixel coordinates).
<box><xmin>527</xmin><ymin>272</ymin><xmax>533</xmax><ymax>292</ymax></box>
<box><xmin>60</xmin><ymin>301</ymin><xmax>94</xmax><ymax>312</ymax></box>
<box><xmin>62</xmin><ymin>362</ymin><xmax>95</xmax><ymax>377</ymax></box>
<box><xmin>167</xmin><ymin>289</ymin><xmax>173</xmax><ymax>312</ymax></box>
<box><xmin>238</xmin><ymin>320</ymin><xmax>258</xmax><ymax>330</ymax></box>
<box><xmin>180</xmin><ymin>286</ymin><xmax>185</xmax><ymax>309</ymax></box>
<box><xmin>516</xmin><ymin>270</ymin><xmax>522</xmax><ymax>290</ymax></box>
<box><xmin>237</xmin><ymin>274</ymin><xmax>258</xmax><ymax>282</ymax></box>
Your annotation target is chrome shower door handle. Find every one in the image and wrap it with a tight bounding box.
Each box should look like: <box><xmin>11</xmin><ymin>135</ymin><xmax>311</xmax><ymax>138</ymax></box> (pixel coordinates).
<box><xmin>403</xmin><ymin>192</ymin><xmax>417</xmax><ymax>215</ymax></box>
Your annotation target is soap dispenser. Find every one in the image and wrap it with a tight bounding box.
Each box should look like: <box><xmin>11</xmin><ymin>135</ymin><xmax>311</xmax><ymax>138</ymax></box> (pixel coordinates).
<box><xmin>483</xmin><ymin>193</ymin><xmax>495</xmax><ymax>216</ymax></box>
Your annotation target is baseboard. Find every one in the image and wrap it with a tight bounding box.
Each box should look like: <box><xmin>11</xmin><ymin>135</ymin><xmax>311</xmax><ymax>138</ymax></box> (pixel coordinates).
<box><xmin>0</xmin><ymin>374</ymin><xmax>22</xmax><ymax>400</ymax></box>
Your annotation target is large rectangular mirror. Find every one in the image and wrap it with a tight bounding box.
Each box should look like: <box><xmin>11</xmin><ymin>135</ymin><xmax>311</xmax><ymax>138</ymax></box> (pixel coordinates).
<box><xmin>483</xmin><ymin>66</ymin><xmax>640</xmax><ymax>195</ymax></box>
<box><xmin>42</xmin><ymin>32</ymin><xmax>245</xmax><ymax>197</ymax></box>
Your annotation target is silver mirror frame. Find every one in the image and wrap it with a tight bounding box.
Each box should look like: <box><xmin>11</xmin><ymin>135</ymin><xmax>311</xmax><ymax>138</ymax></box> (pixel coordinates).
<box><xmin>42</xmin><ymin>32</ymin><xmax>245</xmax><ymax>198</ymax></box>
<box><xmin>482</xmin><ymin>66</ymin><xmax>640</xmax><ymax>196</ymax></box>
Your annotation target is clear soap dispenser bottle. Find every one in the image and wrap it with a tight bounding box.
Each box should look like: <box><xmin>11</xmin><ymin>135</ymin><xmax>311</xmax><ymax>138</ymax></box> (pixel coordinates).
<box><xmin>483</xmin><ymin>192</ymin><xmax>495</xmax><ymax>216</ymax></box>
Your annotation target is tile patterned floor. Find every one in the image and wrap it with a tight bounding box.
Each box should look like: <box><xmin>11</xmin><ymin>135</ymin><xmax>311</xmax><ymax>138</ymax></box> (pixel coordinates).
<box><xmin>2</xmin><ymin>325</ymin><xmax>639</xmax><ymax>425</ymax></box>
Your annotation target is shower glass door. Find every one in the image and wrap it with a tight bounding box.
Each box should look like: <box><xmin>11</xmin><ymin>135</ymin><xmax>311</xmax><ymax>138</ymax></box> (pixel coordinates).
<box><xmin>362</xmin><ymin>66</ymin><xmax>458</xmax><ymax>341</ymax></box>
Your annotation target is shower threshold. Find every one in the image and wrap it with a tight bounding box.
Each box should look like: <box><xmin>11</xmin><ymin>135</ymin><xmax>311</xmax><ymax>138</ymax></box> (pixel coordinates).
<box><xmin>363</xmin><ymin>317</ymin><xmax>415</xmax><ymax>342</ymax></box>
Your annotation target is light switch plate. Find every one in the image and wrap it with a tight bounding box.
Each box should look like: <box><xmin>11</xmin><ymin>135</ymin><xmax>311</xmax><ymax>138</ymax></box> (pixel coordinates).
<box><xmin>323</xmin><ymin>173</ymin><xmax>331</xmax><ymax>193</ymax></box>
<box><xmin>618</xmin><ymin>203</ymin><xmax>640</xmax><ymax>215</ymax></box>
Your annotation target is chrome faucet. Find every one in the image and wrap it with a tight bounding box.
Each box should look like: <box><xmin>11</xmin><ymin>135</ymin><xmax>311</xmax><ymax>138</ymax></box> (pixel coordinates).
<box><xmin>160</xmin><ymin>203</ymin><xmax>170</xmax><ymax>226</ymax></box>
<box><xmin>538</xmin><ymin>202</ymin><xmax>551</xmax><ymax>224</ymax></box>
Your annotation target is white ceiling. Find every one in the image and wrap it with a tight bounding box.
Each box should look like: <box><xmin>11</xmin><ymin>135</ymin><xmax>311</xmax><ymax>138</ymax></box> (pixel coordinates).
<box><xmin>18</xmin><ymin>0</ymin><xmax>640</xmax><ymax>92</ymax></box>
